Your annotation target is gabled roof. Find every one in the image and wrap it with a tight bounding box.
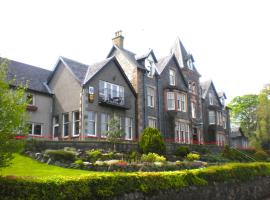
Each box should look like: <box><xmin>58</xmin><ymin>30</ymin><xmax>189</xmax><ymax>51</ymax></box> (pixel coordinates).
<box><xmin>170</xmin><ymin>37</ymin><xmax>200</xmax><ymax>76</ymax></box>
<box><xmin>83</xmin><ymin>56</ymin><xmax>136</xmax><ymax>97</ymax></box>
<box><xmin>200</xmin><ymin>80</ymin><xmax>223</xmax><ymax>107</ymax></box>
<box><xmin>135</xmin><ymin>49</ymin><xmax>158</xmax><ymax>63</ymax></box>
<box><xmin>6</xmin><ymin>59</ymin><xmax>52</xmax><ymax>94</ymax></box>
<box><xmin>83</xmin><ymin>57</ymin><xmax>113</xmax><ymax>84</ymax></box>
<box><xmin>231</xmin><ymin>127</ymin><xmax>247</xmax><ymax>139</ymax></box>
<box><xmin>157</xmin><ymin>54</ymin><xmax>188</xmax><ymax>88</ymax></box>
<box><xmin>218</xmin><ymin>91</ymin><xmax>227</xmax><ymax>99</ymax></box>
<box><xmin>47</xmin><ymin>56</ymin><xmax>89</xmax><ymax>85</ymax></box>
<box><xmin>107</xmin><ymin>45</ymin><xmax>145</xmax><ymax>70</ymax></box>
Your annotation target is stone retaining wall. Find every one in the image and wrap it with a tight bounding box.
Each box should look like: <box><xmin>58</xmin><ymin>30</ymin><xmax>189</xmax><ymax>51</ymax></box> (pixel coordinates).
<box><xmin>113</xmin><ymin>176</ymin><xmax>270</xmax><ymax>200</ymax></box>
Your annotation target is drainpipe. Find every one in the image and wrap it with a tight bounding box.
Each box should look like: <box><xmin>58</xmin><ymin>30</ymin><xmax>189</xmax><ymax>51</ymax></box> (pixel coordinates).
<box><xmin>80</xmin><ymin>87</ymin><xmax>84</xmax><ymax>141</ymax></box>
<box><xmin>142</xmin><ymin>72</ymin><xmax>147</xmax><ymax>129</ymax></box>
<box><xmin>156</xmin><ymin>74</ymin><xmax>161</xmax><ymax>131</ymax></box>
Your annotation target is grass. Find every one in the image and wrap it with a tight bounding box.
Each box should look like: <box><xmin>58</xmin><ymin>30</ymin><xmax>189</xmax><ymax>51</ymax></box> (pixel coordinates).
<box><xmin>0</xmin><ymin>154</ymin><xmax>91</xmax><ymax>177</ymax></box>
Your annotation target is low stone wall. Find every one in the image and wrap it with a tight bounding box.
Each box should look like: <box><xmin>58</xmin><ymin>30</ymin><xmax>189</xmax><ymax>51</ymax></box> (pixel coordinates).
<box><xmin>26</xmin><ymin>140</ymin><xmax>222</xmax><ymax>154</ymax></box>
<box><xmin>113</xmin><ymin>176</ymin><xmax>270</xmax><ymax>200</ymax></box>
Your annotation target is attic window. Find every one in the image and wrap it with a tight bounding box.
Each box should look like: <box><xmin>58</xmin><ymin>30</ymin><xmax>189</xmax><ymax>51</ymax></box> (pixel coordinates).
<box><xmin>187</xmin><ymin>59</ymin><xmax>193</xmax><ymax>70</ymax></box>
<box><xmin>209</xmin><ymin>93</ymin><xmax>214</xmax><ymax>105</ymax></box>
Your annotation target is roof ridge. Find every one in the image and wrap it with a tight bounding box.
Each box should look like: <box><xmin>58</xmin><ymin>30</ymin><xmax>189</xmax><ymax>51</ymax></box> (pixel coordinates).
<box><xmin>60</xmin><ymin>56</ymin><xmax>89</xmax><ymax>67</ymax></box>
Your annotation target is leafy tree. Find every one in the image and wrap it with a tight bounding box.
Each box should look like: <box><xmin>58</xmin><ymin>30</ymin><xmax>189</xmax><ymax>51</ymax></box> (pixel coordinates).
<box><xmin>106</xmin><ymin>116</ymin><xmax>125</xmax><ymax>152</ymax></box>
<box><xmin>0</xmin><ymin>58</ymin><xmax>28</xmax><ymax>168</ymax></box>
<box><xmin>256</xmin><ymin>84</ymin><xmax>270</xmax><ymax>149</ymax></box>
<box><xmin>139</xmin><ymin>127</ymin><xmax>166</xmax><ymax>155</ymax></box>
<box><xmin>228</xmin><ymin>95</ymin><xmax>259</xmax><ymax>138</ymax></box>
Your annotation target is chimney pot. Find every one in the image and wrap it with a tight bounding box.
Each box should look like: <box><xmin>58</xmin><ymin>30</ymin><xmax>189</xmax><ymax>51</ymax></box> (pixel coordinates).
<box><xmin>112</xmin><ymin>30</ymin><xmax>124</xmax><ymax>49</ymax></box>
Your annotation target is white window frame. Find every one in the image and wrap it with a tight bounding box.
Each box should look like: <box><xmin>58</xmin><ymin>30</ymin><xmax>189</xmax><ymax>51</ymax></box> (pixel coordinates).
<box><xmin>191</xmin><ymin>102</ymin><xmax>196</xmax><ymax>119</ymax></box>
<box><xmin>99</xmin><ymin>80</ymin><xmax>124</xmax><ymax>104</ymax></box>
<box><xmin>148</xmin><ymin>117</ymin><xmax>157</xmax><ymax>128</ymax></box>
<box><xmin>167</xmin><ymin>92</ymin><xmax>175</xmax><ymax>110</ymax></box>
<box><xmin>72</xmin><ymin>111</ymin><xmax>80</xmax><ymax>137</ymax></box>
<box><xmin>169</xmin><ymin>69</ymin><xmax>176</xmax><ymax>86</ymax></box>
<box><xmin>27</xmin><ymin>93</ymin><xmax>35</xmax><ymax>105</ymax></box>
<box><xmin>62</xmin><ymin>113</ymin><xmax>69</xmax><ymax>137</ymax></box>
<box><xmin>101</xmin><ymin>113</ymin><xmax>110</xmax><ymax>138</ymax></box>
<box><xmin>53</xmin><ymin>116</ymin><xmax>59</xmax><ymax>138</ymax></box>
<box><xmin>125</xmin><ymin>117</ymin><xmax>133</xmax><ymax>140</ymax></box>
<box><xmin>209</xmin><ymin>111</ymin><xmax>216</xmax><ymax>125</ymax></box>
<box><xmin>147</xmin><ymin>87</ymin><xmax>155</xmax><ymax>108</ymax></box>
<box><xmin>28</xmin><ymin>123</ymin><xmax>42</xmax><ymax>136</ymax></box>
<box><xmin>87</xmin><ymin>111</ymin><xmax>97</xmax><ymax>136</ymax></box>
<box><xmin>223</xmin><ymin>115</ymin><xmax>227</xmax><ymax>129</ymax></box>
<box><xmin>180</xmin><ymin>93</ymin><xmax>186</xmax><ymax>112</ymax></box>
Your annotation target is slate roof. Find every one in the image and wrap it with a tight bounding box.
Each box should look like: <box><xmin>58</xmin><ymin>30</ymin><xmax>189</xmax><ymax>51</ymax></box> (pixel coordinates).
<box><xmin>6</xmin><ymin>59</ymin><xmax>52</xmax><ymax>94</ymax></box>
<box><xmin>107</xmin><ymin>45</ymin><xmax>145</xmax><ymax>70</ymax></box>
<box><xmin>230</xmin><ymin>127</ymin><xmax>247</xmax><ymax>139</ymax></box>
<box><xmin>171</xmin><ymin>37</ymin><xmax>200</xmax><ymax>76</ymax></box>
<box><xmin>60</xmin><ymin>57</ymin><xmax>89</xmax><ymax>83</ymax></box>
<box><xmin>200</xmin><ymin>80</ymin><xmax>212</xmax><ymax>99</ymax></box>
<box><xmin>156</xmin><ymin>54</ymin><xmax>173</xmax><ymax>74</ymax></box>
<box><xmin>218</xmin><ymin>91</ymin><xmax>227</xmax><ymax>99</ymax></box>
<box><xmin>83</xmin><ymin>57</ymin><xmax>113</xmax><ymax>84</ymax></box>
<box><xmin>135</xmin><ymin>49</ymin><xmax>158</xmax><ymax>63</ymax></box>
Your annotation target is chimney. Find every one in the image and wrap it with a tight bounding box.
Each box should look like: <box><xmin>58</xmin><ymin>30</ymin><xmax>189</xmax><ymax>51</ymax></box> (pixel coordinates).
<box><xmin>112</xmin><ymin>30</ymin><xmax>124</xmax><ymax>49</ymax></box>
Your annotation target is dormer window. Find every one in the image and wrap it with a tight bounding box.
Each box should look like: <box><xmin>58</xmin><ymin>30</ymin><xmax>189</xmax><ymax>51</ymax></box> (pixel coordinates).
<box><xmin>145</xmin><ymin>56</ymin><xmax>155</xmax><ymax>78</ymax></box>
<box><xmin>169</xmin><ymin>69</ymin><xmax>176</xmax><ymax>86</ymax></box>
<box><xmin>187</xmin><ymin>59</ymin><xmax>193</xmax><ymax>70</ymax></box>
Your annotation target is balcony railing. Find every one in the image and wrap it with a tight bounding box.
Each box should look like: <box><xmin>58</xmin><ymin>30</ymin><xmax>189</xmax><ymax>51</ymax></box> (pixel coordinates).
<box><xmin>99</xmin><ymin>88</ymin><xmax>130</xmax><ymax>109</ymax></box>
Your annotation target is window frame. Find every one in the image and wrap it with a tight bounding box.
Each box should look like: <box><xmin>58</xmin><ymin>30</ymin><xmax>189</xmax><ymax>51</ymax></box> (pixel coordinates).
<box><xmin>147</xmin><ymin>86</ymin><xmax>155</xmax><ymax>108</ymax></box>
<box><xmin>53</xmin><ymin>116</ymin><xmax>59</xmax><ymax>138</ymax></box>
<box><xmin>125</xmin><ymin>117</ymin><xmax>133</xmax><ymax>140</ymax></box>
<box><xmin>148</xmin><ymin>117</ymin><xmax>157</xmax><ymax>128</ymax></box>
<box><xmin>209</xmin><ymin>93</ymin><xmax>214</xmax><ymax>105</ymax></box>
<box><xmin>167</xmin><ymin>92</ymin><xmax>175</xmax><ymax>110</ymax></box>
<box><xmin>62</xmin><ymin>113</ymin><xmax>70</xmax><ymax>137</ymax></box>
<box><xmin>72</xmin><ymin>111</ymin><xmax>80</xmax><ymax>137</ymax></box>
<box><xmin>28</xmin><ymin>123</ymin><xmax>42</xmax><ymax>136</ymax></box>
<box><xmin>27</xmin><ymin>94</ymin><xmax>35</xmax><ymax>105</ymax></box>
<box><xmin>169</xmin><ymin>69</ymin><xmax>176</xmax><ymax>86</ymax></box>
<box><xmin>209</xmin><ymin>111</ymin><xmax>216</xmax><ymax>125</ymax></box>
<box><xmin>87</xmin><ymin>111</ymin><xmax>97</xmax><ymax>136</ymax></box>
<box><xmin>101</xmin><ymin>113</ymin><xmax>110</xmax><ymax>138</ymax></box>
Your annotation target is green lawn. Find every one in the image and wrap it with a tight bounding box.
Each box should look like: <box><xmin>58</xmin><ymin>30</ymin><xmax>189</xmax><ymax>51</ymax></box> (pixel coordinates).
<box><xmin>0</xmin><ymin>154</ymin><xmax>92</xmax><ymax>177</ymax></box>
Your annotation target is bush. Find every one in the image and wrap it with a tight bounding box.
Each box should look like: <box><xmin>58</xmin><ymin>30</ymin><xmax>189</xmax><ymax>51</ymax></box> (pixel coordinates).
<box><xmin>127</xmin><ymin>151</ymin><xmax>140</xmax><ymax>162</ymax></box>
<box><xmin>200</xmin><ymin>154</ymin><xmax>230</xmax><ymax>163</ymax></box>
<box><xmin>1</xmin><ymin>162</ymin><xmax>270</xmax><ymax>199</ymax></box>
<box><xmin>141</xmin><ymin>153</ymin><xmax>166</xmax><ymax>163</ymax></box>
<box><xmin>45</xmin><ymin>150</ymin><xmax>76</xmax><ymax>162</ymax></box>
<box><xmin>186</xmin><ymin>153</ymin><xmax>200</xmax><ymax>161</ymax></box>
<box><xmin>139</xmin><ymin>127</ymin><xmax>166</xmax><ymax>155</ymax></box>
<box><xmin>86</xmin><ymin>149</ymin><xmax>102</xmax><ymax>162</ymax></box>
<box><xmin>74</xmin><ymin>159</ymin><xmax>84</xmax><ymax>168</ymax></box>
<box><xmin>175</xmin><ymin>146</ymin><xmax>190</xmax><ymax>157</ymax></box>
<box><xmin>254</xmin><ymin>150</ymin><xmax>268</xmax><ymax>161</ymax></box>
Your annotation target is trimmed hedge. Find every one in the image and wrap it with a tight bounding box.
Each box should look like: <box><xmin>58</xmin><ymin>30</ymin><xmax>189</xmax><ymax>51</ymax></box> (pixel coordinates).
<box><xmin>1</xmin><ymin>162</ymin><xmax>270</xmax><ymax>199</ymax></box>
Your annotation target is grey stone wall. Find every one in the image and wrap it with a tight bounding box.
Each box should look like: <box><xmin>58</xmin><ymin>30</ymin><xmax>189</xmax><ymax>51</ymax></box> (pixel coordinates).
<box><xmin>113</xmin><ymin>176</ymin><xmax>270</xmax><ymax>200</ymax></box>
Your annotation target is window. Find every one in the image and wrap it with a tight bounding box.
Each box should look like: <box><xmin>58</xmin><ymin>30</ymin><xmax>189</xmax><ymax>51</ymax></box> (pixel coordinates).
<box><xmin>191</xmin><ymin>102</ymin><xmax>196</xmax><ymax>118</ymax></box>
<box><xmin>217</xmin><ymin>111</ymin><xmax>222</xmax><ymax>126</ymax></box>
<box><xmin>125</xmin><ymin>117</ymin><xmax>132</xmax><ymax>140</ymax></box>
<box><xmin>188</xmin><ymin>82</ymin><xmax>192</xmax><ymax>92</ymax></box>
<box><xmin>209</xmin><ymin>111</ymin><xmax>216</xmax><ymax>125</ymax></box>
<box><xmin>175</xmin><ymin>121</ymin><xmax>190</xmax><ymax>144</ymax></box>
<box><xmin>146</xmin><ymin>58</ymin><xmax>155</xmax><ymax>77</ymax></box>
<box><xmin>187</xmin><ymin>59</ymin><xmax>193</xmax><ymax>70</ymax></box>
<box><xmin>177</xmin><ymin>94</ymin><xmax>181</xmax><ymax>111</ymax></box>
<box><xmin>167</xmin><ymin>92</ymin><xmax>175</xmax><ymax>110</ymax></box>
<box><xmin>209</xmin><ymin>93</ymin><xmax>214</xmax><ymax>105</ymax></box>
<box><xmin>223</xmin><ymin>115</ymin><xmax>227</xmax><ymax>129</ymax></box>
<box><xmin>72</xmin><ymin>111</ymin><xmax>80</xmax><ymax>136</ymax></box>
<box><xmin>180</xmin><ymin>93</ymin><xmax>186</xmax><ymax>112</ymax></box>
<box><xmin>63</xmin><ymin>113</ymin><xmax>69</xmax><ymax>137</ymax></box>
<box><xmin>192</xmin><ymin>82</ymin><xmax>196</xmax><ymax>94</ymax></box>
<box><xmin>148</xmin><ymin>117</ymin><xmax>157</xmax><ymax>128</ymax></box>
<box><xmin>27</xmin><ymin>94</ymin><xmax>35</xmax><ymax>105</ymax></box>
<box><xmin>53</xmin><ymin>116</ymin><xmax>59</xmax><ymax>138</ymax></box>
<box><xmin>28</xmin><ymin>123</ymin><xmax>42</xmax><ymax>136</ymax></box>
<box><xmin>169</xmin><ymin>69</ymin><xmax>176</xmax><ymax>86</ymax></box>
<box><xmin>99</xmin><ymin>81</ymin><xmax>124</xmax><ymax>105</ymax></box>
<box><xmin>101</xmin><ymin>113</ymin><xmax>110</xmax><ymax>137</ymax></box>
<box><xmin>147</xmin><ymin>87</ymin><xmax>155</xmax><ymax>108</ymax></box>
<box><xmin>87</xmin><ymin>111</ymin><xmax>97</xmax><ymax>136</ymax></box>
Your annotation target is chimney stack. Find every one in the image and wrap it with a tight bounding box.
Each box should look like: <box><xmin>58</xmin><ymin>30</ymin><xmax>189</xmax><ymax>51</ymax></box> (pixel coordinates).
<box><xmin>112</xmin><ymin>30</ymin><xmax>124</xmax><ymax>49</ymax></box>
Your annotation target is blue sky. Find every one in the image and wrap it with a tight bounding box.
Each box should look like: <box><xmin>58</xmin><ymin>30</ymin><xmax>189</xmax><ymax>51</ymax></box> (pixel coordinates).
<box><xmin>0</xmin><ymin>0</ymin><xmax>269</xmax><ymax>102</ymax></box>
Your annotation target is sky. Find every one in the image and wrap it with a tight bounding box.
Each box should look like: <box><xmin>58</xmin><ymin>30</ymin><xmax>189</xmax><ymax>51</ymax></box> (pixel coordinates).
<box><xmin>1</xmin><ymin>0</ymin><xmax>269</xmax><ymax>102</ymax></box>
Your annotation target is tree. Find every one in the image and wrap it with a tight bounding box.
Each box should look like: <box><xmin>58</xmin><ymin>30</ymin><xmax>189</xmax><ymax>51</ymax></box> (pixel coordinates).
<box><xmin>106</xmin><ymin>116</ymin><xmax>125</xmax><ymax>152</ymax></box>
<box><xmin>228</xmin><ymin>95</ymin><xmax>259</xmax><ymax>139</ymax></box>
<box><xmin>256</xmin><ymin>84</ymin><xmax>270</xmax><ymax>149</ymax></box>
<box><xmin>139</xmin><ymin>127</ymin><xmax>166</xmax><ymax>155</ymax></box>
<box><xmin>0</xmin><ymin>58</ymin><xmax>28</xmax><ymax>168</ymax></box>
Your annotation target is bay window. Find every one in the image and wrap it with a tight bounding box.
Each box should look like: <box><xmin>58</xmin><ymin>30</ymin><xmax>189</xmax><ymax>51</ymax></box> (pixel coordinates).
<box><xmin>167</xmin><ymin>92</ymin><xmax>175</xmax><ymax>110</ymax></box>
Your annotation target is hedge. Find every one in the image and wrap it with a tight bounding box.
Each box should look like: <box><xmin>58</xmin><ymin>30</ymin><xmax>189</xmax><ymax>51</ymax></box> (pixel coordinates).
<box><xmin>1</xmin><ymin>162</ymin><xmax>270</xmax><ymax>200</ymax></box>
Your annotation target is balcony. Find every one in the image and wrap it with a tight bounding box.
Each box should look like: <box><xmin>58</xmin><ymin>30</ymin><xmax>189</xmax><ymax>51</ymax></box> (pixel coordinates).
<box><xmin>98</xmin><ymin>88</ymin><xmax>130</xmax><ymax>109</ymax></box>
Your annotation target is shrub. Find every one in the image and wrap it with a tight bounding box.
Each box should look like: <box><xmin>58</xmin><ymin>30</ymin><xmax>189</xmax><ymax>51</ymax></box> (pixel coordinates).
<box><xmin>127</xmin><ymin>151</ymin><xmax>140</xmax><ymax>162</ymax></box>
<box><xmin>139</xmin><ymin>127</ymin><xmax>166</xmax><ymax>155</ymax></box>
<box><xmin>254</xmin><ymin>150</ymin><xmax>268</xmax><ymax>161</ymax></box>
<box><xmin>1</xmin><ymin>162</ymin><xmax>270</xmax><ymax>199</ymax></box>
<box><xmin>175</xmin><ymin>146</ymin><xmax>190</xmax><ymax>157</ymax></box>
<box><xmin>186</xmin><ymin>153</ymin><xmax>200</xmax><ymax>161</ymax></box>
<box><xmin>45</xmin><ymin>150</ymin><xmax>76</xmax><ymax>162</ymax></box>
<box><xmin>74</xmin><ymin>159</ymin><xmax>84</xmax><ymax>168</ymax></box>
<box><xmin>86</xmin><ymin>149</ymin><xmax>102</xmax><ymax>162</ymax></box>
<box><xmin>200</xmin><ymin>154</ymin><xmax>230</xmax><ymax>163</ymax></box>
<box><xmin>141</xmin><ymin>153</ymin><xmax>166</xmax><ymax>163</ymax></box>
